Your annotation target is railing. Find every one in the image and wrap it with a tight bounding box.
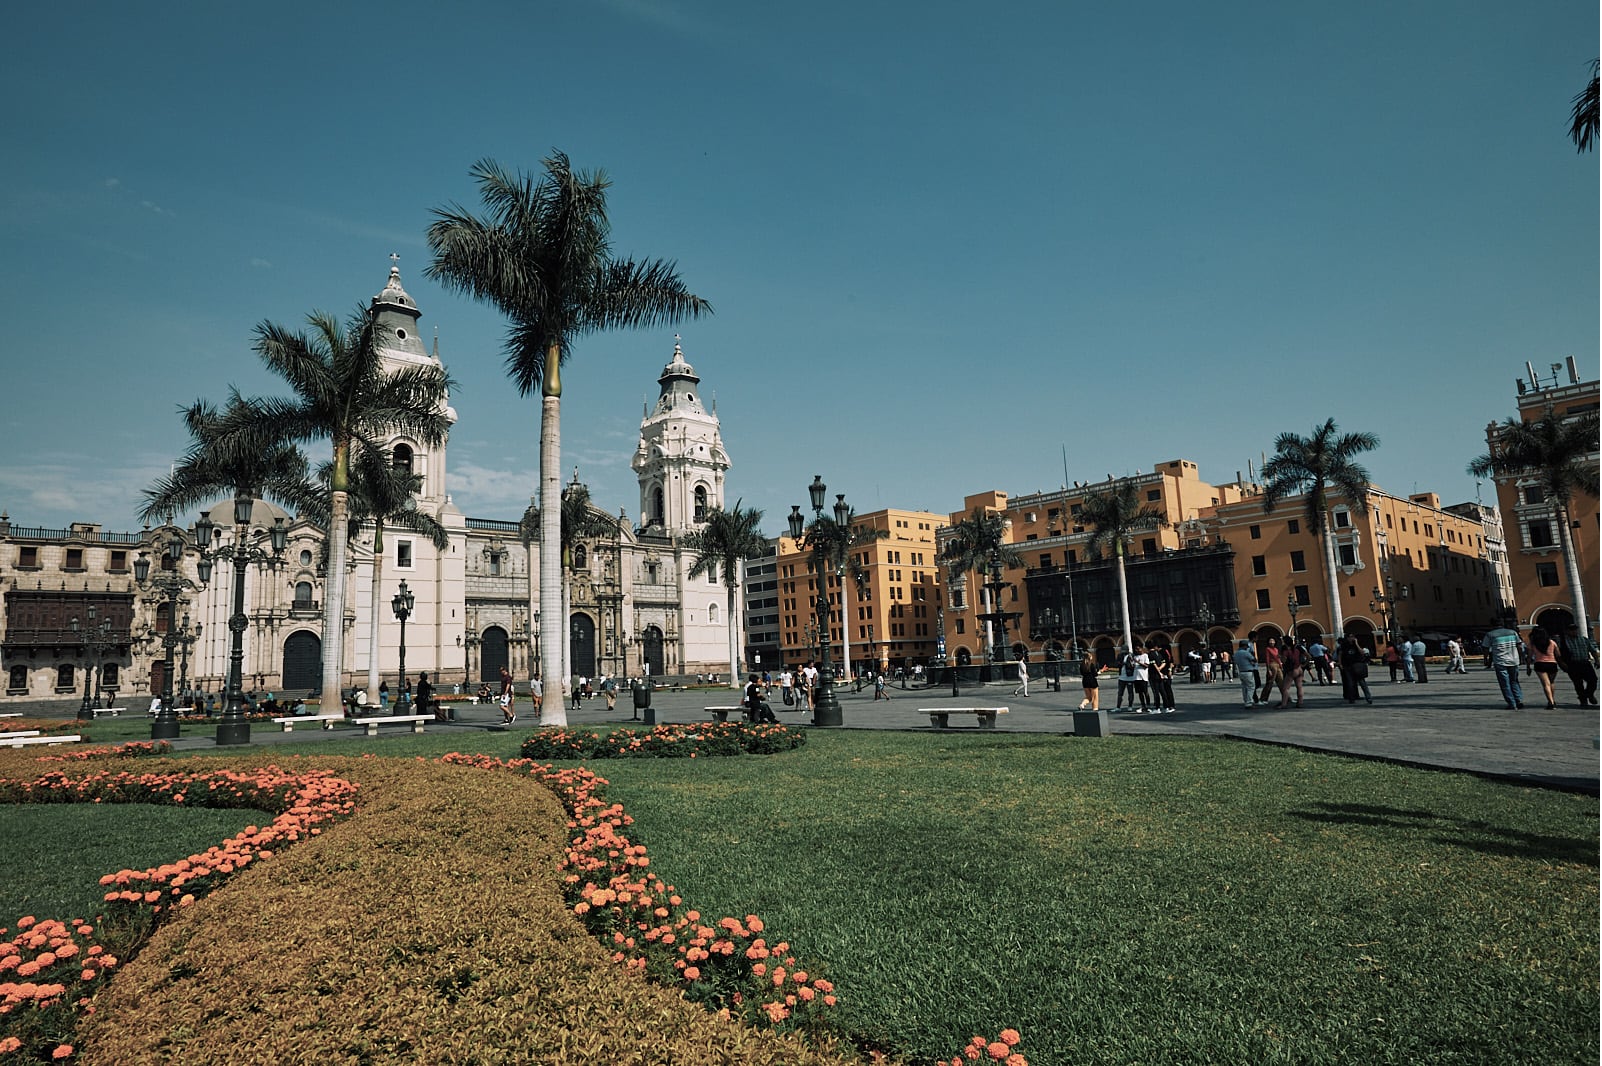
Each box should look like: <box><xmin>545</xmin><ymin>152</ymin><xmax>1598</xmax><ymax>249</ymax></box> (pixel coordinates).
<box><xmin>5</xmin><ymin>526</ymin><xmax>145</xmax><ymax>544</ymax></box>
<box><xmin>466</xmin><ymin>518</ymin><xmax>521</xmax><ymax>533</ymax></box>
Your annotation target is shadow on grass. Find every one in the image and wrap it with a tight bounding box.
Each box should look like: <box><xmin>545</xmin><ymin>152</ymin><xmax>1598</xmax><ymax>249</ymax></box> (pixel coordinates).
<box><xmin>1289</xmin><ymin>801</ymin><xmax>1599</xmax><ymax>866</ymax></box>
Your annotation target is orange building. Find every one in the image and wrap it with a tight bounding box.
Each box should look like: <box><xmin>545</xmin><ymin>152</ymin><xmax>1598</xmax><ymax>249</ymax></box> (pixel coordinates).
<box><xmin>1482</xmin><ymin>359</ymin><xmax>1599</xmax><ymax>634</ymax></box>
<box><xmin>775</xmin><ymin>508</ymin><xmax>945</xmax><ymax>675</ymax></box>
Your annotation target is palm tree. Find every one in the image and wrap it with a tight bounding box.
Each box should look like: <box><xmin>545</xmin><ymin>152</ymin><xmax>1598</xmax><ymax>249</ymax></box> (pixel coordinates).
<box><xmin>243</xmin><ymin>307</ymin><xmax>453</xmax><ymax>700</ymax></box>
<box><xmin>1470</xmin><ymin>409</ymin><xmax>1601</xmax><ymax>638</ymax></box>
<box><xmin>519</xmin><ymin>480</ymin><xmax>621</xmax><ymax>725</ymax></box>
<box><xmin>940</xmin><ymin>508</ymin><xmax>1024</xmax><ymax>661</ymax></box>
<box><xmin>1570</xmin><ymin>58</ymin><xmax>1599</xmax><ymax>153</ymax></box>
<box><xmin>1080</xmin><ymin>482</ymin><xmax>1172</xmax><ymax>657</ymax></box>
<box><xmin>1259</xmin><ymin>419</ymin><xmax>1378</xmax><ymax>644</ymax></box>
<box><xmin>684</xmin><ymin>501</ymin><xmax>768</xmax><ymax>689</ymax></box>
<box><xmin>303</xmin><ymin>445</ymin><xmax>449</xmax><ymax>701</ymax></box>
<box><xmin>427</xmin><ymin>152</ymin><xmax>710</xmax><ymax>718</ymax></box>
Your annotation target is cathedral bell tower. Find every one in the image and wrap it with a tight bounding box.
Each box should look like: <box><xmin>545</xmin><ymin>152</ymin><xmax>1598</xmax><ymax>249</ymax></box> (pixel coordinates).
<box><xmin>632</xmin><ymin>338</ymin><xmax>729</xmax><ymax>533</ymax></box>
<box><xmin>370</xmin><ymin>256</ymin><xmax>457</xmax><ymax>507</ymax></box>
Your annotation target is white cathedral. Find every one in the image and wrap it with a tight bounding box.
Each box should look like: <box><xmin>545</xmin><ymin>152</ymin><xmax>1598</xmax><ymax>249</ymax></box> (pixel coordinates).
<box><xmin>0</xmin><ymin>263</ymin><xmax>737</xmax><ymax>704</ymax></box>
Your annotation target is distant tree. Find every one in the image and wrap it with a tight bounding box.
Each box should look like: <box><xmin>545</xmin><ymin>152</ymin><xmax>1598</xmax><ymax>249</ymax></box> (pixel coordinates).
<box><xmin>799</xmin><ymin>504</ymin><xmax>888</xmax><ymax>678</ymax></box>
<box><xmin>1080</xmin><ymin>483</ymin><xmax>1171</xmax><ymax>657</ymax></box>
<box><xmin>940</xmin><ymin>508</ymin><xmax>1024</xmax><ymax>661</ymax></box>
<box><xmin>141</xmin><ymin>398</ymin><xmax>317</xmax><ymax>524</ymax></box>
<box><xmin>241</xmin><ymin>307</ymin><xmax>453</xmax><ymax>696</ymax></box>
<box><xmin>1570</xmin><ymin>59</ymin><xmax>1599</xmax><ymax>153</ymax></box>
<box><xmin>1470</xmin><ymin>409</ymin><xmax>1600</xmax><ymax>638</ymax></box>
<box><xmin>684</xmin><ymin>502</ymin><xmax>768</xmax><ymax>688</ymax></box>
<box><xmin>1259</xmin><ymin>419</ymin><xmax>1378</xmax><ymax>644</ymax></box>
<box><xmin>427</xmin><ymin>152</ymin><xmax>710</xmax><ymax>721</ymax></box>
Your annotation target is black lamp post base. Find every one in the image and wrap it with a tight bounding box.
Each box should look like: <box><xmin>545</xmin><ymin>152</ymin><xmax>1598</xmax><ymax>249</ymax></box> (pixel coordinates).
<box><xmin>151</xmin><ymin>716</ymin><xmax>180</xmax><ymax>741</ymax></box>
<box><xmin>216</xmin><ymin>720</ymin><xmax>251</xmax><ymax>746</ymax></box>
<box><xmin>812</xmin><ymin>691</ymin><xmax>843</xmax><ymax>727</ymax></box>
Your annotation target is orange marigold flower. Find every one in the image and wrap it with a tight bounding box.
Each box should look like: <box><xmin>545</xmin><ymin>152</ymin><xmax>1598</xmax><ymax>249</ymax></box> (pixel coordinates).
<box><xmin>988</xmin><ymin>1042</ymin><xmax>1010</xmax><ymax>1060</ymax></box>
<box><xmin>683</xmin><ymin>966</ymin><xmax>700</xmax><ymax>981</ymax></box>
<box><xmin>823</xmin><ymin>994</ymin><xmax>837</xmax><ymax>1007</ymax></box>
<box><xmin>1000</xmin><ymin>1029</ymin><xmax>1021</xmax><ymax>1046</ymax></box>
<box><xmin>52</xmin><ymin>1044</ymin><xmax>74</xmax><ymax>1059</ymax></box>
<box><xmin>1006</xmin><ymin>1055</ymin><xmax>1027</xmax><ymax>1066</ymax></box>
<box><xmin>964</xmin><ymin>1047</ymin><xmax>982</xmax><ymax>1062</ymax></box>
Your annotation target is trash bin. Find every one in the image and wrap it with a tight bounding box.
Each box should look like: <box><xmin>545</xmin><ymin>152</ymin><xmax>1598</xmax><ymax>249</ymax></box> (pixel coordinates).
<box><xmin>632</xmin><ymin>680</ymin><xmax>655</xmax><ymax>726</ymax></box>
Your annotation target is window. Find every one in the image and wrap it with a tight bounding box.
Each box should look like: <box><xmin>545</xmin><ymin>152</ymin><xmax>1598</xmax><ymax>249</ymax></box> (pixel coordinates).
<box><xmin>393</xmin><ymin>444</ymin><xmax>414</xmax><ymax>475</ymax></box>
<box><xmin>573</xmin><ymin>545</ymin><xmax>587</xmax><ymax>570</ymax></box>
<box><xmin>18</xmin><ymin>546</ymin><xmax>38</xmax><ymax>568</ymax></box>
<box><xmin>56</xmin><ymin>664</ymin><xmax>75</xmax><ymax>690</ymax></box>
<box><xmin>396</xmin><ymin>540</ymin><xmax>413</xmax><ymax>569</ymax></box>
<box><xmin>1255</xmin><ymin>589</ymin><xmax>1271</xmax><ymax>609</ymax></box>
<box><xmin>954</xmin><ymin>619</ymin><xmax>965</xmax><ymax>634</ymax></box>
<box><xmin>7</xmin><ymin>665</ymin><xmax>25</xmax><ymax>693</ymax></box>
<box><xmin>693</xmin><ymin>485</ymin><xmax>708</xmax><ymax>522</ymax></box>
<box><xmin>1251</xmin><ymin>555</ymin><xmax>1267</xmax><ymax>577</ymax></box>
<box><xmin>1287</xmin><ymin>520</ymin><xmax>1300</xmax><ymax>534</ymax></box>
<box><xmin>300</xmin><ymin>549</ymin><xmax>313</xmax><ymax>566</ymax></box>
<box><xmin>1424</xmin><ymin>523</ymin><xmax>1434</xmax><ymax>538</ymax></box>
<box><xmin>1337</xmin><ymin>544</ymin><xmax>1357</xmax><ymax>567</ymax></box>
<box><xmin>650</xmin><ymin>486</ymin><xmax>665</xmax><ymax>526</ymax></box>
<box><xmin>1289</xmin><ymin>550</ymin><xmax>1306</xmax><ymax>572</ymax></box>
<box><xmin>708</xmin><ymin>603</ymin><xmax>719</xmax><ymax>624</ymax></box>
<box><xmin>1146</xmin><ymin>489</ymin><xmax>1161</xmax><ymax>502</ymax></box>
<box><xmin>1524</xmin><ymin>484</ymin><xmax>1547</xmax><ymax>505</ymax></box>
<box><xmin>1249</xmin><ymin>525</ymin><xmax>1261</xmax><ymax>540</ymax></box>
<box><xmin>295</xmin><ymin>581</ymin><xmax>313</xmax><ymax>603</ymax></box>
<box><xmin>1536</xmin><ymin>562</ymin><xmax>1560</xmax><ymax>587</ymax></box>
<box><xmin>65</xmin><ymin>548</ymin><xmax>84</xmax><ymax>570</ymax></box>
<box><xmin>110</xmin><ymin>550</ymin><xmax>127</xmax><ymax>572</ymax></box>
<box><xmin>1294</xmin><ymin>584</ymin><xmax>1311</xmax><ymax>606</ymax></box>
<box><xmin>1333</xmin><ymin>510</ymin><xmax>1351</xmax><ymax>528</ymax></box>
<box><xmin>1141</xmin><ymin>538</ymin><xmax>1157</xmax><ymax>555</ymax></box>
<box><xmin>1527</xmin><ymin>521</ymin><xmax>1555</xmax><ymax>549</ymax></box>
<box><xmin>1039</xmin><ymin>554</ymin><xmax>1052</xmax><ymax>569</ymax></box>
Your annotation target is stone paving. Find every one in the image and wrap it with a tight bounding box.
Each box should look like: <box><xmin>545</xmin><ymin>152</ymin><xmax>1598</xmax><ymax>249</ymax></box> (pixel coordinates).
<box><xmin>10</xmin><ymin>666</ymin><xmax>1598</xmax><ymax>794</ymax></box>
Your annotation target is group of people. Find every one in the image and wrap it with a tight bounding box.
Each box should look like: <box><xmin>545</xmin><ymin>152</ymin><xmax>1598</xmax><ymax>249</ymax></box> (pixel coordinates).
<box><xmin>1224</xmin><ymin>636</ymin><xmax>1379</xmax><ymax>708</ymax></box>
<box><xmin>1077</xmin><ymin>642</ymin><xmax>1177</xmax><ymax>714</ymax></box>
<box><xmin>1484</xmin><ymin>622</ymin><xmax>1599</xmax><ymax>710</ymax></box>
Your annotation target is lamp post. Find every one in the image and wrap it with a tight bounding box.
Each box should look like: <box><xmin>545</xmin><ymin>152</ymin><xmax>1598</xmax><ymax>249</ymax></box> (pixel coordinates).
<box><xmin>173</xmin><ymin>614</ymin><xmax>202</xmax><ymax>709</ymax></box>
<box><xmin>193</xmin><ymin>493</ymin><xmax>289</xmax><ymax>746</ymax></box>
<box><xmin>70</xmin><ymin>605</ymin><xmax>117</xmax><ymax>720</ymax></box>
<box><xmin>392</xmin><ymin>580</ymin><xmax>415</xmax><ymax>712</ymax></box>
<box><xmin>134</xmin><ymin>528</ymin><xmax>205</xmax><ymax>740</ymax></box>
<box><xmin>1370</xmin><ymin>582</ymin><xmax>1406</xmax><ymax>649</ymax></box>
<box><xmin>788</xmin><ymin>475</ymin><xmax>846</xmax><ymax>727</ymax></box>
<box><xmin>1287</xmin><ymin>593</ymin><xmax>1302</xmax><ymax>645</ymax></box>
<box><xmin>1196</xmin><ymin>600</ymin><xmax>1214</xmax><ymax>656</ymax></box>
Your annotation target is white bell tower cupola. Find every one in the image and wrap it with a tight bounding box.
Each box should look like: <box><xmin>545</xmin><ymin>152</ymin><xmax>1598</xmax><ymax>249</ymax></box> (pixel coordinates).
<box><xmin>370</xmin><ymin>255</ymin><xmax>457</xmax><ymax>509</ymax></box>
<box><xmin>632</xmin><ymin>337</ymin><xmax>730</xmax><ymax>534</ymax></box>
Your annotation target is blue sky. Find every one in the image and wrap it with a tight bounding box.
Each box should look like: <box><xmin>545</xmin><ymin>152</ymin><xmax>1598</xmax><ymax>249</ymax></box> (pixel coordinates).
<box><xmin>3</xmin><ymin>1</ymin><xmax>1596</xmax><ymax>537</ymax></box>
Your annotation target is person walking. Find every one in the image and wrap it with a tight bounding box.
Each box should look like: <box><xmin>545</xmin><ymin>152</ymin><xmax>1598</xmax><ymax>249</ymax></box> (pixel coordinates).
<box><xmin>1012</xmin><ymin>657</ymin><xmax>1030</xmax><ymax>698</ymax></box>
<box><xmin>1410</xmin><ymin>635</ymin><xmax>1429</xmax><ymax>683</ymax></box>
<box><xmin>378</xmin><ymin>681</ymin><xmax>389</xmax><ymax>711</ymax></box>
<box><xmin>1231</xmin><ymin>640</ymin><xmax>1258</xmax><ymax>708</ymax></box>
<box><xmin>874</xmin><ymin>671</ymin><xmax>890</xmax><ymax>701</ymax></box>
<box><xmin>1257</xmin><ymin>637</ymin><xmax>1284</xmax><ymax>706</ymax></box>
<box><xmin>1445</xmin><ymin>637</ymin><xmax>1466</xmax><ymax>675</ymax></box>
<box><xmin>1399</xmin><ymin>638</ymin><xmax>1416</xmax><ymax>682</ymax></box>
<box><xmin>530</xmin><ymin>674</ymin><xmax>543</xmax><ymax>719</ymax></box>
<box><xmin>1115</xmin><ymin>649</ymin><xmax>1137</xmax><ymax>710</ymax></box>
<box><xmin>1309</xmin><ymin>639</ymin><xmax>1332</xmax><ymax>685</ymax></box>
<box><xmin>1281</xmin><ymin>642</ymin><xmax>1306</xmax><ymax>708</ymax></box>
<box><xmin>1338</xmin><ymin>638</ymin><xmax>1373</xmax><ymax>704</ymax></box>
<box><xmin>1384</xmin><ymin>642</ymin><xmax>1403</xmax><ymax>683</ymax></box>
<box><xmin>1078</xmin><ymin>654</ymin><xmax>1101</xmax><ymax>711</ymax></box>
<box><xmin>1483</xmin><ymin>624</ymin><xmax>1525</xmax><ymax>709</ymax></box>
<box><xmin>1557</xmin><ymin>622</ymin><xmax>1599</xmax><ymax>707</ymax></box>
<box><xmin>1527</xmin><ymin>627</ymin><xmax>1560</xmax><ymax>708</ymax></box>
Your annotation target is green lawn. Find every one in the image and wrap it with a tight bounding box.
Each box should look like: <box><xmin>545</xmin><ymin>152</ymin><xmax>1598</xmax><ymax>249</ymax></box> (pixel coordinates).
<box><xmin>5</xmin><ymin>727</ymin><xmax>1596</xmax><ymax>1065</ymax></box>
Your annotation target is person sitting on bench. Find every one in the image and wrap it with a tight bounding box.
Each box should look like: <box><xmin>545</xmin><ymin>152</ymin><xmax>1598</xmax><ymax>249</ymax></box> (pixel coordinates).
<box><xmin>744</xmin><ymin>674</ymin><xmax>776</xmax><ymax>723</ymax></box>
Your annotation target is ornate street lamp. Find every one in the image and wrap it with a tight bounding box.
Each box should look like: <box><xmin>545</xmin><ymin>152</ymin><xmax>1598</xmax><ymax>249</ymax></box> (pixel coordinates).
<box><xmin>392</xmin><ymin>580</ymin><xmax>415</xmax><ymax>712</ymax></box>
<box><xmin>194</xmin><ymin>493</ymin><xmax>289</xmax><ymax>746</ymax></box>
<box><xmin>70</xmin><ymin>605</ymin><xmax>118</xmax><ymax>720</ymax></box>
<box><xmin>134</xmin><ymin>529</ymin><xmax>205</xmax><ymax>740</ymax></box>
<box><xmin>172</xmin><ymin>613</ymin><xmax>202</xmax><ymax>709</ymax></box>
<box><xmin>1196</xmin><ymin>600</ymin><xmax>1214</xmax><ymax>655</ymax></box>
<box><xmin>788</xmin><ymin>476</ymin><xmax>846</xmax><ymax>727</ymax></box>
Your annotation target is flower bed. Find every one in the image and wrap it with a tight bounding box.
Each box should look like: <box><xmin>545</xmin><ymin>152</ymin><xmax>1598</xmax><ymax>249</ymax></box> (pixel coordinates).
<box><xmin>518</xmin><ymin>721</ymin><xmax>806</xmax><ymax>760</ymax></box>
<box><xmin>0</xmin><ymin>765</ymin><xmax>359</xmax><ymax>1061</ymax></box>
<box><xmin>36</xmin><ymin>743</ymin><xmax>171</xmax><ymax>763</ymax></box>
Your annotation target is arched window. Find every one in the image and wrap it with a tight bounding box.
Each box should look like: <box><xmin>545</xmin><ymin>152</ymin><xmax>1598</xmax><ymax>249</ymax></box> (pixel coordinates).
<box><xmin>694</xmin><ymin>485</ymin><xmax>708</xmax><ymax>522</ymax></box>
<box><xmin>650</xmin><ymin>486</ymin><xmax>665</xmax><ymax>526</ymax></box>
<box><xmin>392</xmin><ymin>444</ymin><xmax>414</xmax><ymax>474</ymax></box>
<box><xmin>295</xmin><ymin>581</ymin><xmax>314</xmax><ymax>604</ymax></box>
<box><xmin>708</xmin><ymin>602</ymin><xmax>719</xmax><ymax>624</ymax></box>
<box><xmin>573</xmin><ymin>545</ymin><xmax>587</xmax><ymax>570</ymax></box>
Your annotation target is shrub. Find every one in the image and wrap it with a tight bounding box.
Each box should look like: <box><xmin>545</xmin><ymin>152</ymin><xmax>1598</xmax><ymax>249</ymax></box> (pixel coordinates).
<box><xmin>518</xmin><ymin>722</ymin><xmax>806</xmax><ymax>761</ymax></box>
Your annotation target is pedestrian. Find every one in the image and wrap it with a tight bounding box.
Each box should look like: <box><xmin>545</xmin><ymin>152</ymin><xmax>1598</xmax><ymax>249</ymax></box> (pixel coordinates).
<box><xmin>1130</xmin><ymin>642</ymin><xmax>1152</xmax><ymax>713</ymax></box>
<box><xmin>530</xmin><ymin>674</ymin><xmax>543</xmax><ymax>718</ymax></box>
<box><xmin>602</xmin><ymin>675</ymin><xmax>617</xmax><ymax>712</ymax></box>
<box><xmin>1281</xmin><ymin>642</ymin><xmax>1306</xmax><ymax>708</ymax></box>
<box><xmin>500</xmin><ymin>665</ymin><xmax>514</xmax><ymax>702</ymax></box>
<box><xmin>1186</xmin><ymin>648</ymin><xmax>1204</xmax><ymax>683</ymax></box>
<box><xmin>1338</xmin><ymin>638</ymin><xmax>1373</xmax><ymax>704</ymax></box>
<box><xmin>1012</xmin><ymin>657</ymin><xmax>1030</xmax><ymax>697</ymax></box>
<box><xmin>1483</xmin><ymin>624</ymin><xmax>1525</xmax><ymax>709</ymax></box>
<box><xmin>1231</xmin><ymin>640</ymin><xmax>1258</xmax><ymax>708</ymax></box>
<box><xmin>1078</xmin><ymin>654</ymin><xmax>1101</xmax><ymax>711</ymax></box>
<box><xmin>1398</xmin><ymin>637</ymin><xmax>1415</xmax><ymax>682</ymax></box>
<box><xmin>1410</xmin><ymin>635</ymin><xmax>1429</xmax><ymax>683</ymax></box>
<box><xmin>1115</xmin><ymin>648</ymin><xmax>1137</xmax><ymax>709</ymax></box>
<box><xmin>571</xmin><ymin>675</ymin><xmax>582</xmax><ymax>711</ymax></box>
<box><xmin>1309</xmin><ymin>638</ymin><xmax>1331</xmax><ymax>685</ymax></box>
<box><xmin>874</xmin><ymin>672</ymin><xmax>890</xmax><ymax>700</ymax></box>
<box><xmin>1257</xmin><ymin>637</ymin><xmax>1283</xmax><ymax>706</ymax></box>
<box><xmin>1149</xmin><ymin>644</ymin><xmax>1176</xmax><ymax>712</ymax></box>
<box><xmin>1446</xmin><ymin>637</ymin><xmax>1466</xmax><ymax>675</ymax></box>
<box><xmin>1527</xmin><ymin>627</ymin><xmax>1560</xmax><ymax>709</ymax></box>
<box><xmin>1384</xmin><ymin>642</ymin><xmax>1403</xmax><ymax>683</ymax></box>
<box><xmin>417</xmin><ymin>672</ymin><xmax>439</xmax><ymax>721</ymax></box>
<box><xmin>779</xmin><ymin>668</ymin><xmax>794</xmax><ymax>707</ymax></box>
<box><xmin>378</xmin><ymin>680</ymin><xmax>389</xmax><ymax>711</ymax></box>
<box><xmin>500</xmin><ymin>688</ymin><xmax>516</xmax><ymax>725</ymax></box>
<box><xmin>1557</xmin><ymin>622</ymin><xmax>1600</xmax><ymax>707</ymax></box>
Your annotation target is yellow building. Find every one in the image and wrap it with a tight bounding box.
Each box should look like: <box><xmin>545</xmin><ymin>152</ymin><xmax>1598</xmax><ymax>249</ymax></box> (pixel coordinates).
<box><xmin>775</xmin><ymin>508</ymin><xmax>945</xmax><ymax>674</ymax></box>
<box><xmin>1483</xmin><ymin>359</ymin><xmax>1599</xmax><ymax>634</ymax></box>
<box><xmin>1208</xmin><ymin>486</ymin><xmax>1507</xmax><ymax>653</ymax></box>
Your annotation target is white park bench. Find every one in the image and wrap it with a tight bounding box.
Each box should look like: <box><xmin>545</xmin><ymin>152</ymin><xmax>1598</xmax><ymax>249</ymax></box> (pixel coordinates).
<box><xmin>2</xmin><ymin>734</ymin><xmax>82</xmax><ymax>748</ymax></box>
<box><xmin>271</xmin><ymin>714</ymin><xmax>345</xmax><ymax>732</ymax></box>
<box><xmin>921</xmin><ymin>706</ymin><xmax>1010</xmax><ymax>730</ymax></box>
<box><xmin>352</xmin><ymin>714</ymin><xmax>432</xmax><ymax>737</ymax></box>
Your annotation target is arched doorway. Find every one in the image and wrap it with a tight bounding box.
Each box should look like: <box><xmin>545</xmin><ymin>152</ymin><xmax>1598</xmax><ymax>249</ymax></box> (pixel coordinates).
<box><xmin>480</xmin><ymin>626</ymin><xmax>509</xmax><ymax>684</ymax></box>
<box><xmin>955</xmin><ymin>647</ymin><xmax>972</xmax><ymax>665</ymax></box>
<box><xmin>1535</xmin><ymin>606</ymin><xmax>1574</xmax><ymax>633</ymax></box>
<box><xmin>642</xmin><ymin>625</ymin><xmax>664</xmax><ymax>677</ymax></box>
<box><xmin>282</xmin><ymin>631</ymin><xmax>322</xmax><ymax>694</ymax></box>
<box><xmin>570</xmin><ymin>614</ymin><xmax>597</xmax><ymax>678</ymax></box>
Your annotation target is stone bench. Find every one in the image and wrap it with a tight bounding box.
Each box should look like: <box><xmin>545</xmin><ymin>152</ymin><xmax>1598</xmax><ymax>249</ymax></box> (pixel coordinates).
<box><xmin>2</xmin><ymin>734</ymin><xmax>81</xmax><ymax>748</ymax></box>
<box><xmin>352</xmin><ymin>714</ymin><xmax>432</xmax><ymax>737</ymax></box>
<box><xmin>0</xmin><ymin>730</ymin><xmax>42</xmax><ymax>741</ymax></box>
<box><xmin>0</xmin><ymin>712</ymin><xmax>22</xmax><ymax>719</ymax></box>
<box><xmin>705</xmin><ymin>706</ymin><xmax>746</xmax><ymax>723</ymax></box>
<box><xmin>921</xmin><ymin>706</ymin><xmax>1009</xmax><ymax>729</ymax></box>
<box><xmin>91</xmin><ymin>707</ymin><xmax>126</xmax><ymax>718</ymax></box>
<box><xmin>271</xmin><ymin>713</ymin><xmax>345</xmax><ymax>732</ymax></box>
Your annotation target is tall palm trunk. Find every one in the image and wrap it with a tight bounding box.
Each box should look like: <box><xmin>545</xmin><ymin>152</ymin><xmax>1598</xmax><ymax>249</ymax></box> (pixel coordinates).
<box><xmin>323</xmin><ymin>442</ymin><xmax>351</xmax><ymax>701</ymax></box>
<box><xmin>1555</xmin><ymin>500</ymin><xmax>1591</xmax><ymax>638</ymax></box>
<box><xmin>1115</xmin><ymin>542</ymin><xmax>1134</xmax><ymax>654</ymax></box>
<box><xmin>727</xmin><ymin>557</ymin><xmax>743</xmax><ymax>688</ymax></box>
<box><xmin>367</xmin><ymin>523</ymin><xmax>384</xmax><ymax>699</ymax></box>
<box><xmin>540</xmin><ymin>367</ymin><xmax>567</xmax><ymax>726</ymax></box>
<box><xmin>838</xmin><ymin>570</ymin><xmax>851</xmax><ymax>684</ymax></box>
<box><xmin>1319</xmin><ymin>511</ymin><xmax>1345</xmax><ymax>643</ymax></box>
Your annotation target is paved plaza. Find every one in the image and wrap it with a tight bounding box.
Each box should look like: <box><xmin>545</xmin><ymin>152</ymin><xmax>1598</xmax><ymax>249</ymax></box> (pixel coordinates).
<box><xmin>11</xmin><ymin>667</ymin><xmax>1598</xmax><ymax>794</ymax></box>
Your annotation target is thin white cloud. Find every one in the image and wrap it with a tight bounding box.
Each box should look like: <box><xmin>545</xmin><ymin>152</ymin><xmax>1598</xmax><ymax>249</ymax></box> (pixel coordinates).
<box><xmin>250</xmin><ymin>257</ymin><xmax>273</xmax><ymax>269</ymax></box>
